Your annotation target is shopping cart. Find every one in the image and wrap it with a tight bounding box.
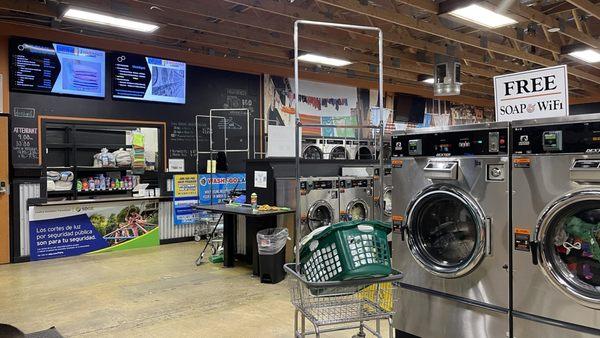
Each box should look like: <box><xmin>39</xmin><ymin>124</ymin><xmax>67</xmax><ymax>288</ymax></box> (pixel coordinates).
<box><xmin>194</xmin><ymin>213</ymin><xmax>224</xmax><ymax>265</ymax></box>
<box><xmin>284</xmin><ymin>263</ymin><xmax>402</xmax><ymax>338</ymax></box>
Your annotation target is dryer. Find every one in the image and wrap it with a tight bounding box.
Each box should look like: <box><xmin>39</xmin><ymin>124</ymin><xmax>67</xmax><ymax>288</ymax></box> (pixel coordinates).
<box><xmin>339</xmin><ymin>176</ymin><xmax>373</xmax><ymax>222</ymax></box>
<box><xmin>323</xmin><ymin>139</ymin><xmax>349</xmax><ymax>160</ymax></box>
<box><xmin>391</xmin><ymin>123</ymin><xmax>510</xmax><ymax>338</ymax></box>
<box><xmin>355</xmin><ymin>140</ymin><xmax>375</xmax><ymax>160</ymax></box>
<box><xmin>302</xmin><ymin>138</ymin><xmax>324</xmax><ymax>160</ymax></box>
<box><xmin>299</xmin><ymin>177</ymin><xmax>339</xmax><ymax>238</ymax></box>
<box><xmin>511</xmin><ymin>115</ymin><xmax>600</xmax><ymax>338</ymax></box>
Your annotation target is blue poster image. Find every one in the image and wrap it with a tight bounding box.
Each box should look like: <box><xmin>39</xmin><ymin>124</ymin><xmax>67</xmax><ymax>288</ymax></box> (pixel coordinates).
<box><xmin>29</xmin><ymin>214</ymin><xmax>109</xmax><ymax>260</ymax></box>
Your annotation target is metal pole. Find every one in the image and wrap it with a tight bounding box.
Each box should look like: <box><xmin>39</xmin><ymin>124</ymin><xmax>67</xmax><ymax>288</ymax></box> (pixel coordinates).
<box><xmin>378</xmin><ymin>29</ymin><xmax>385</xmax><ymax>221</ymax></box>
<box><xmin>294</xmin><ymin>20</ymin><xmax>301</xmax><ymax>270</ymax></box>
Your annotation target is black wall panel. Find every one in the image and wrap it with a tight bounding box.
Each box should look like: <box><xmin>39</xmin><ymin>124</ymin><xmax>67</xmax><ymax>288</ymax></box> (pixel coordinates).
<box><xmin>10</xmin><ymin>65</ymin><xmax>260</xmax><ymax>173</ymax></box>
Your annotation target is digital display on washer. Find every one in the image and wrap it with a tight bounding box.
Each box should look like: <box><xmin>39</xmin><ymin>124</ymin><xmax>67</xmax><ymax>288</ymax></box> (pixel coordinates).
<box><xmin>111</xmin><ymin>52</ymin><xmax>186</xmax><ymax>104</ymax></box>
<box><xmin>9</xmin><ymin>37</ymin><xmax>106</xmax><ymax>98</ymax></box>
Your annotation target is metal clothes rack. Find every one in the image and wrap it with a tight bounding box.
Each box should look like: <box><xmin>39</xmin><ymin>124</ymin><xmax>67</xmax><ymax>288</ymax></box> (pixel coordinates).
<box><xmin>293</xmin><ymin>20</ymin><xmax>385</xmax><ymax>267</ymax></box>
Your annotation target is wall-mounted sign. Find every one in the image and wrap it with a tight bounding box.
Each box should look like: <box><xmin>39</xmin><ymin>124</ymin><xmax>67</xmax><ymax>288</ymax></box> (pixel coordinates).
<box><xmin>494</xmin><ymin>65</ymin><xmax>568</xmax><ymax>122</ymax></box>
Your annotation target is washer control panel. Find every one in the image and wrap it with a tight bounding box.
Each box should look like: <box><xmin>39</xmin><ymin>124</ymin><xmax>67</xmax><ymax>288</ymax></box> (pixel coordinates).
<box><xmin>392</xmin><ymin>128</ymin><xmax>508</xmax><ymax>157</ymax></box>
<box><xmin>512</xmin><ymin>121</ymin><xmax>600</xmax><ymax>154</ymax></box>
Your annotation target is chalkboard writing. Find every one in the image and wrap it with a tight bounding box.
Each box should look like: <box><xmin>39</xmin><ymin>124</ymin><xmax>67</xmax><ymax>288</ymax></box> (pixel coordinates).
<box><xmin>13</xmin><ymin>126</ymin><xmax>38</xmax><ymax>161</ymax></box>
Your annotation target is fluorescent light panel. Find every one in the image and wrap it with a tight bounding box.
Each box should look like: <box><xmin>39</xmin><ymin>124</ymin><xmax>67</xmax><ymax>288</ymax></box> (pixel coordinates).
<box><xmin>569</xmin><ymin>49</ymin><xmax>600</xmax><ymax>63</ymax></box>
<box><xmin>449</xmin><ymin>4</ymin><xmax>517</xmax><ymax>29</ymax></box>
<box><xmin>297</xmin><ymin>53</ymin><xmax>352</xmax><ymax>67</ymax></box>
<box><xmin>63</xmin><ymin>8</ymin><xmax>159</xmax><ymax>33</ymax></box>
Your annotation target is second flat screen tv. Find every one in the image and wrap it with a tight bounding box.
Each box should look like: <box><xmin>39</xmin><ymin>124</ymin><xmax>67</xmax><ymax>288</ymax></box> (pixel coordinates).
<box><xmin>111</xmin><ymin>52</ymin><xmax>186</xmax><ymax>104</ymax></box>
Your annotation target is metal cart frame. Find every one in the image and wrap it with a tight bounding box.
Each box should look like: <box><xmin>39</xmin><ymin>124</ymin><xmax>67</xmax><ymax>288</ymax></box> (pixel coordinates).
<box><xmin>285</xmin><ymin>264</ymin><xmax>402</xmax><ymax>338</ymax></box>
<box><xmin>293</xmin><ymin>19</ymin><xmax>385</xmax><ymax>266</ymax></box>
<box><xmin>291</xmin><ymin>20</ymin><xmax>389</xmax><ymax>337</ymax></box>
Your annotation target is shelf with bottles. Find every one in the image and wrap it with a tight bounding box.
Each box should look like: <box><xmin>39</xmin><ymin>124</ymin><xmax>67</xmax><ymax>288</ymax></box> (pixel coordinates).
<box><xmin>76</xmin><ymin>173</ymin><xmax>138</xmax><ymax>193</ymax></box>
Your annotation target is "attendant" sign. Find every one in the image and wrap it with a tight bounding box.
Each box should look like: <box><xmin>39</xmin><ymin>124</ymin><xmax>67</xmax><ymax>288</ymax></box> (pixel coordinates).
<box><xmin>494</xmin><ymin>65</ymin><xmax>568</xmax><ymax>122</ymax></box>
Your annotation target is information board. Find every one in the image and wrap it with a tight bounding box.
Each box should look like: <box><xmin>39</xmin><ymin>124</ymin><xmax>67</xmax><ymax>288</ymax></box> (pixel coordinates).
<box><xmin>111</xmin><ymin>52</ymin><xmax>186</xmax><ymax>104</ymax></box>
<box><xmin>9</xmin><ymin>37</ymin><xmax>106</xmax><ymax>98</ymax></box>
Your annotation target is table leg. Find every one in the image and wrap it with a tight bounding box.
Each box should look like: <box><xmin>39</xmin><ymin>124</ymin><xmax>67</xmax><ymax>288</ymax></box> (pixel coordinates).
<box><xmin>223</xmin><ymin>213</ymin><xmax>237</xmax><ymax>267</ymax></box>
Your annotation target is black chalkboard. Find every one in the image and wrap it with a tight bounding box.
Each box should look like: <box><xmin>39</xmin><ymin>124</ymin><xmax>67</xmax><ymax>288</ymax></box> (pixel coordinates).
<box><xmin>10</xmin><ymin>65</ymin><xmax>260</xmax><ymax>173</ymax></box>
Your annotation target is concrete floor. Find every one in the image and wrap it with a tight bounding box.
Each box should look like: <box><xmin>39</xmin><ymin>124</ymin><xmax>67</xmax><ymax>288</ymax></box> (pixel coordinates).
<box><xmin>0</xmin><ymin>242</ymin><xmax>391</xmax><ymax>337</ymax></box>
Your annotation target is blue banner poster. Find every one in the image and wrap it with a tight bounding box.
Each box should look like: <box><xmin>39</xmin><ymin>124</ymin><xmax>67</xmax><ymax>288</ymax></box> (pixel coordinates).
<box><xmin>198</xmin><ymin>173</ymin><xmax>246</xmax><ymax>205</ymax></box>
<box><xmin>29</xmin><ymin>200</ymin><xmax>160</xmax><ymax>261</ymax></box>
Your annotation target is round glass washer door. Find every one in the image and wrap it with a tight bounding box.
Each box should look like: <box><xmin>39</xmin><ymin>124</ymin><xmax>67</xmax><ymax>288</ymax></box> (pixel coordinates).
<box><xmin>383</xmin><ymin>187</ymin><xmax>393</xmax><ymax>217</ymax></box>
<box><xmin>406</xmin><ymin>185</ymin><xmax>487</xmax><ymax>278</ymax></box>
<box><xmin>347</xmin><ymin>199</ymin><xmax>368</xmax><ymax>221</ymax></box>
<box><xmin>356</xmin><ymin>147</ymin><xmax>373</xmax><ymax>160</ymax></box>
<box><xmin>308</xmin><ymin>201</ymin><xmax>333</xmax><ymax>231</ymax></box>
<box><xmin>536</xmin><ymin>189</ymin><xmax>600</xmax><ymax>308</ymax></box>
<box><xmin>303</xmin><ymin>146</ymin><xmax>323</xmax><ymax>160</ymax></box>
<box><xmin>330</xmin><ymin>146</ymin><xmax>348</xmax><ymax>160</ymax></box>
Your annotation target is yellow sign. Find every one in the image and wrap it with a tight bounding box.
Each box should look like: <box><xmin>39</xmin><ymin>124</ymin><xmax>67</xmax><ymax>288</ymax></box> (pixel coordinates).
<box><xmin>174</xmin><ymin>174</ymin><xmax>199</xmax><ymax>197</ymax></box>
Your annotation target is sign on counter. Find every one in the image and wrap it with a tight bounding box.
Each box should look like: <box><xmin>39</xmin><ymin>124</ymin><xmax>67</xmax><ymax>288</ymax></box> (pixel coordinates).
<box><xmin>494</xmin><ymin>65</ymin><xmax>568</xmax><ymax>122</ymax></box>
<box><xmin>173</xmin><ymin>174</ymin><xmax>200</xmax><ymax>225</ymax></box>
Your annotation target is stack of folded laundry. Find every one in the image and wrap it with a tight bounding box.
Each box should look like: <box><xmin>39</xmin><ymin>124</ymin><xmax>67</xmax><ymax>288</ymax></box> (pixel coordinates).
<box><xmin>47</xmin><ymin>171</ymin><xmax>74</xmax><ymax>191</ymax></box>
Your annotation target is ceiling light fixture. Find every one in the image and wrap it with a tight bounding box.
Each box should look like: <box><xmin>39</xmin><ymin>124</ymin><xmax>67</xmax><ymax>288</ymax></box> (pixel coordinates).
<box><xmin>63</xmin><ymin>7</ymin><xmax>159</xmax><ymax>33</ymax></box>
<box><xmin>449</xmin><ymin>4</ymin><xmax>517</xmax><ymax>29</ymax></box>
<box><xmin>569</xmin><ymin>49</ymin><xmax>600</xmax><ymax>63</ymax></box>
<box><xmin>547</xmin><ymin>27</ymin><xmax>561</xmax><ymax>33</ymax></box>
<box><xmin>421</xmin><ymin>77</ymin><xmax>435</xmax><ymax>84</ymax></box>
<box><xmin>296</xmin><ymin>53</ymin><xmax>352</xmax><ymax>67</ymax></box>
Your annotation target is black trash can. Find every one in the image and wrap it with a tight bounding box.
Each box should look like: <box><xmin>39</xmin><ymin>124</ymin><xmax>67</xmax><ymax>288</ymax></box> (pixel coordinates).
<box><xmin>257</xmin><ymin>228</ymin><xmax>288</xmax><ymax>284</ymax></box>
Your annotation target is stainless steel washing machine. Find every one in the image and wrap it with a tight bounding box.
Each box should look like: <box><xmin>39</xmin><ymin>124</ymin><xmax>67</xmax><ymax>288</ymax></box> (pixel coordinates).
<box><xmin>302</xmin><ymin>137</ymin><xmax>324</xmax><ymax>160</ymax></box>
<box><xmin>391</xmin><ymin>122</ymin><xmax>510</xmax><ymax>338</ymax></box>
<box><xmin>299</xmin><ymin>177</ymin><xmax>340</xmax><ymax>237</ymax></box>
<box><xmin>511</xmin><ymin>115</ymin><xmax>600</xmax><ymax>338</ymax></box>
<box><xmin>323</xmin><ymin>138</ymin><xmax>349</xmax><ymax>160</ymax></box>
<box><xmin>339</xmin><ymin>177</ymin><xmax>373</xmax><ymax>222</ymax></box>
<box><xmin>373</xmin><ymin>166</ymin><xmax>393</xmax><ymax>224</ymax></box>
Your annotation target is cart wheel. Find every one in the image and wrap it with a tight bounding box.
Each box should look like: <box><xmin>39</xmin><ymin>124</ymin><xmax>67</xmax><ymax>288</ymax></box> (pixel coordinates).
<box><xmin>352</xmin><ymin>331</ymin><xmax>366</xmax><ymax>338</ymax></box>
<box><xmin>194</xmin><ymin>235</ymin><xmax>202</xmax><ymax>242</ymax></box>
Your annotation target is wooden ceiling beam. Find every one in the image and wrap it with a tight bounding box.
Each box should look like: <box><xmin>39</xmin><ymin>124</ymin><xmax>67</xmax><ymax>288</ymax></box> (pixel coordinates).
<box><xmin>485</xmin><ymin>0</ymin><xmax>600</xmax><ymax>50</ymax></box>
<box><xmin>317</xmin><ymin>0</ymin><xmax>600</xmax><ymax>86</ymax></box>
<box><xmin>566</xmin><ymin>0</ymin><xmax>600</xmax><ymax>21</ymax></box>
<box><xmin>0</xmin><ymin>20</ymin><xmax>496</xmax><ymax>105</ymax></box>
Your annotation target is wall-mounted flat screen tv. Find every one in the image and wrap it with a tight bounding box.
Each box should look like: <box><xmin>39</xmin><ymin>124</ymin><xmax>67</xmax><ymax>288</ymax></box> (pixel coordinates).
<box><xmin>10</xmin><ymin>37</ymin><xmax>106</xmax><ymax>98</ymax></box>
<box><xmin>111</xmin><ymin>52</ymin><xmax>186</xmax><ymax>104</ymax></box>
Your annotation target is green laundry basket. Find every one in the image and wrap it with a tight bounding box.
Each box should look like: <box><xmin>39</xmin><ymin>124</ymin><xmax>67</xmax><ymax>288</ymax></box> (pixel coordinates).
<box><xmin>299</xmin><ymin>220</ymin><xmax>392</xmax><ymax>283</ymax></box>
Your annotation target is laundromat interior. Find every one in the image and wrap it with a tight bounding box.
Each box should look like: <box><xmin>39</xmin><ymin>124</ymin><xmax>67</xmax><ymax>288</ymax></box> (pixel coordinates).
<box><xmin>0</xmin><ymin>0</ymin><xmax>599</xmax><ymax>337</ymax></box>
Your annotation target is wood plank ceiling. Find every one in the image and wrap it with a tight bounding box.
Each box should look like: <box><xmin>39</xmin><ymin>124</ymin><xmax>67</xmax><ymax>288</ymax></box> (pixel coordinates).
<box><xmin>0</xmin><ymin>0</ymin><xmax>598</xmax><ymax>105</ymax></box>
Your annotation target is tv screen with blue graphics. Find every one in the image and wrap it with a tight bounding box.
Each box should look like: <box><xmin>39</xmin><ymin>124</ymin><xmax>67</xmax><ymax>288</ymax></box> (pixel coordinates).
<box><xmin>10</xmin><ymin>37</ymin><xmax>106</xmax><ymax>98</ymax></box>
<box><xmin>111</xmin><ymin>52</ymin><xmax>186</xmax><ymax>104</ymax></box>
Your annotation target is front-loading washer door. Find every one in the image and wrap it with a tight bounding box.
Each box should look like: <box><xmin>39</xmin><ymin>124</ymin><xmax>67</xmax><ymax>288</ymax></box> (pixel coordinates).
<box><xmin>330</xmin><ymin>146</ymin><xmax>348</xmax><ymax>160</ymax></box>
<box><xmin>406</xmin><ymin>184</ymin><xmax>487</xmax><ymax>278</ymax></box>
<box><xmin>383</xmin><ymin>187</ymin><xmax>393</xmax><ymax>217</ymax></box>
<box><xmin>303</xmin><ymin>145</ymin><xmax>322</xmax><ymax>160</ymax></box>
<box><xmin>308</xmin><ymin>200</ymin><xmax>333</xmax><ymax>231</ymax></box>
<box><xmin>535</xmin><ymin>189</ymin><xmax>600</xmax><ymax>309</ymax></box>
<box><xmin>346</xmin><ymin>199</ymin><xmax>368</xmax><ymax>221</ymax></box>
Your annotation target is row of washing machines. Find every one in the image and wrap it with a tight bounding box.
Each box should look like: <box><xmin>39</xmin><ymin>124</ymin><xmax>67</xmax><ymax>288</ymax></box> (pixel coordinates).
<box><xmin>297</xmin><ymin>168</ymin><xmax>393</xmax><ymax>237</ymax></box>
<box><xmin>302</xmin><ymin>137</ymin><xmax>392</xmax><ymax>160</ymax></box>
<box><xmin>391</xmin><ymin>115</ymin><xmax>600</xmax><ymax>338</ymax></box>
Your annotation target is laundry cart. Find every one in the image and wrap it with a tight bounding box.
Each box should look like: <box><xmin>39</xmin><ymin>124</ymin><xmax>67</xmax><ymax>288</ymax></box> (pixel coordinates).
<box><xmin>284</xmin><ymin>264</ymin><xmax>402</xmax><ymax>338</ymax></box>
